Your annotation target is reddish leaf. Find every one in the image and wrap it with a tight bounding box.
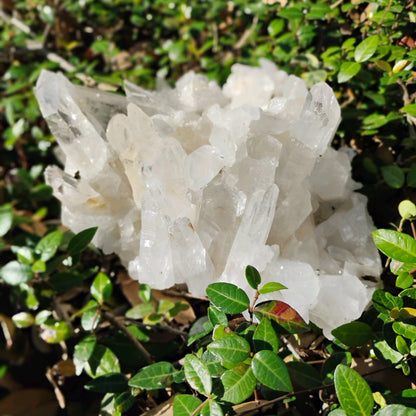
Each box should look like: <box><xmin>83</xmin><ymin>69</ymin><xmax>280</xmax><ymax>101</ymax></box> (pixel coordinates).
<box><xmin>253</xmin><ymin>301</ymin><xmax>308</xmax><ymax>334</ymax></box>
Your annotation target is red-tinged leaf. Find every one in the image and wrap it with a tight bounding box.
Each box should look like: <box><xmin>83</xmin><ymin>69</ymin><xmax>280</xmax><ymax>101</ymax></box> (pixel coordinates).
<box><xmin>253</xmin><ymin>301</ymin><xmax>308</xmax><ymax>334</ymax></box>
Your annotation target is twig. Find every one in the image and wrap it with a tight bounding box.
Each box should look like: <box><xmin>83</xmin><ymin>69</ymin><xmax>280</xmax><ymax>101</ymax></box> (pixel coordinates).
<box><xmin>0</xmin><ymin>8</ymin><xmax>96</xmax><ymax>86</ymax></box>
<box><xmin>101</xmin><ymin>310</ymin><xmax>154</xmax><ymax>364</ymax></box>
<box><xmin>330</xmin><ymin>0</ymin><xmax>344</xmax><ymax>9</ymax></box>
<box><xmin>45</xmin><ymin>367</ymin><xmax>66</xmax><ymax>409</ymax></box>
<box><xmin>234</xmin><ymin>15</ymin><xmax>259</xmax><ymax>50</ymax></box>
<box><xmin>191</xmin><ymin>398</ymin><xmax>209</xmax><ymax>416</ymax></box>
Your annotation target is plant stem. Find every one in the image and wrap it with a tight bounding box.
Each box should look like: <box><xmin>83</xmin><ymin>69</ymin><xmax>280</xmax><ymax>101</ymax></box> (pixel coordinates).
<box><xmin>101</xmin><ymin>310</ymin><xmax>154</xmax><ymax>364</ymax></box>
<box><xmin>191</xmin><ymin>398</ymin><xmax>209</xmax><ymax>416</ymax></box>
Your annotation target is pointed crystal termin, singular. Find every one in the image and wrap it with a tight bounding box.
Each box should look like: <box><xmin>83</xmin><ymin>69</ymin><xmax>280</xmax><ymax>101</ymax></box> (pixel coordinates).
<box><xmin>35</xmin><ymin>59</ymin><xmax>381</xmax><ymax>338</ymax></box>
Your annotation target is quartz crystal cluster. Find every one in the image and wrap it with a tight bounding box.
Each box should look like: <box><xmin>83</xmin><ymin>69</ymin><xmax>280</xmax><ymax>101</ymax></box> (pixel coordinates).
<box><xmin>35</xmin><ymin>59</ymin><xmax>381</xmax><ymax>337</ymax></box>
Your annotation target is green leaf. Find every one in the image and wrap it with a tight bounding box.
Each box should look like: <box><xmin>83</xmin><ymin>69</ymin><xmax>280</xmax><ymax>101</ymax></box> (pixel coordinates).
<box><xmin>201</xmin><ymin>350</ymin><xmax>223</xmax><ymax>377</ymax></box>
<box><xmin>0</xmin><ymin>204</ymin><xmax>13</xmax><ymax>237</ymax></box>
<box><xmin>208</xmin><ymin>305</ymin><xmax>228</xmax><ymax>327</ymax></box>
<box><xmin>173</xmin><ymin>395</ymin><xmax>202</xmax><ymax>416</ymax></box>
<box><xmin>381</xmin><ymin>166</ymin><xmax>405</xmax><ymax>189</ymax></box>
<box><xmin>287</xmin><ymin>361</ymin><xmax>322</xmax><ymax>389</ymax></box>
<box><xmin>138</xmin><ymin>283</ymin><xmax>153</xmax><ymax>302</ymax></box>
<box><xmin>331</xmin><ymin>322</ymin><xmax>372</xmax><ymax>347</ymax></box>
<box><xmin>338</xmin><ymin>62</ymin><xmax>361</xmax><ymax>83</ymax></box>
<box><xmin>334</xmin><ymin>364</ymin><xmax>374</xmax><ymax>416</ymax></box>
<box><xmin>398</xmin><ymin>200</ymin><xmax>416</xmax><ymax>220</ymax></box>
<box><xmin>35</xmin><ymin>230</ymin><xmax>63</xmax><ymax>262</ymax></box>
<box><xmin>306</xmin><ymin>3</ymin><xmax>331</xmax><ymax>20</ymax></box>
<box><xmin>329</xmin><ymin>410</ymin><xmax>347</xmax><ymax>416</ymax></box>
<box><xmin>392</xmin><ymin>321</ymin><xmax>416</xmax><ymax>340</ymax></box>
<box><xmin>12</xmin><ymin>312</ymin><xmax>34</xmax><ymax>328</ymax></box>
<box><xmin>253</xmin><ymin>300</ymin><xmax>308</xmax><ymax>333</ymax></box>
<box><xmin>355</xmin><ymin>35</ymin><xmax>379</xmax><ymax>63</ymax></box>
<box><xmin>40</xmin><ymin>319</ymin><xmax>72</xmax><ymax>343</ymax></box>
<box><xmin>401</xmin><ymin>104</ymin><xmax>416</xmax><ymax>117</ymax></box>
<box><xmin>188</xmin><ymin>316</ymin><xmax>213</xmax><ymax>345</ymax></box>
<box><xmin>73</xmin><ymin>335</ymin><xmax>97</xmax><ymax>376</ymax></box>
<box><xmin>207</xmin><ymin>335</ymin><xmax>250</xmax><ymax>363</ymax></box>
<box><xmin>253</xmin><ymin>318</ymin><xmax>279</xmax><ymax>352</ymax></box>
<box><xmin>85</xmin><ymin>344</ymin><xmax>120</xmax><ymax>378</ymax></box>
<box><xmin>201</xmin><ymin>399</ymin><xmax>224</xmax><ymax>416</ymax></box>
<box><xmin>258</xmin><ymin>282</ymin><xmax>287</xmax><ymax>295</ymax></box>
<box><xmin>373</xmin><ymin>340</ymin><xmax>403</xmax><ymax>364</ymax></box>
<box><xmin>184</xmin><ymin>354</ymin><xmax>212</xmax><ymax>396</ymax></box>
<box><xmin>126</xmin><ymin>303</ymin><xmax>154</xmax><ymax>319</ymax></box>
<box><xmin>245</xmin><ymin>265</ymin><xmax>261</xmax><ymax>290</ymax></box>
<box><xmin>80</xmin><ymin>299</ymin><xmax>100</xmax><ymax>331</ymax></box>
<box><xmin>374</xmin><ymin>405</ymin><xmax>416</xmax><ymax>416</ymax></box>
<box><xmin>400</xmin><ymin>288</ymin><xmax>416</xmax><ymax>299</ymax></box>
<box><xmin>251</xmin><ymin>350</ymin><xmax>293</xmax><ymax>392</ymax></box>
<box><xmin>268</xmin><ymin>19</ymin><xmax>285</xmax><ymax>36</ymax></box>
<box><xmin>221</xmin><ymin>364</ymin><xmax>256</xmax><ymax>404</ymax></box>
<box><xmin>278</xmin><ymin>7</ymin><xmax>303</xmax><ymax>19</ymax></box>
<box><xmin>0</xmin><ymin>261</ymin><xmax>33</xmax><ymax>285</ymax></box>
<box><xmin>206</xmin><ymin>283</ymin><xmax>250</xmax><ymax>314</ymax></box>
<box><xmin>67</xmin><ymin>227</ymin><xmax>98</xmax><ymax>256</ymax></box>
<box><xmin>396</xmin><ymin>272</ymin><xmax>414</xmax><ymax>289</ymax></box>
<box><xmin>129</xmin><ymin>361</ymin><xmax>178</xmax><ymax>390</ymax></box>
<box><xmin>373</xmin><ymin>230</ymin><xmax>416</xmax><ymax>263</ymax></box>
<box><xmin>396</xmin><ymin>335</ymin><xmax>410</xmax><ymax>355</ymax></box>
<box><xmin>91</xmin><ymin>272</ymin><xmax>113</xmax><ymax>304</ymax></box>
<box><xmin>85</xmin><ymin>372</ymin><xmax>128</xmax><ymax>393</ymax></box>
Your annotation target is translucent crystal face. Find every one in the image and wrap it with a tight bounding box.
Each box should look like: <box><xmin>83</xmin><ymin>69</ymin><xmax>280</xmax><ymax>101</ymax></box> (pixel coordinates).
<box><xmin>35</xmin><ymin>59</ymin><xmax>381</xmax><ymax>337</ymax></box>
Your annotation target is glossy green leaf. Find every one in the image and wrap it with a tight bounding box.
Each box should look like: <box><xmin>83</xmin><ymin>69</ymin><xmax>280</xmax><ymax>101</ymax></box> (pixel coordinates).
<box><xmin>201</xmin><ymin>350</ymin><xmax>224</xmax><ymax>377</ymax></box>
<box><xmin>245</xmin><ymin>265</ymin><xmax>261</xmax><ymax>290</ymax></box>
<box><xmin>373</xmin><ymin>229</ymin><xmax>416</xmax><ymax>263</ymax></box>
<box><xmin>251</xmin><ymin>350</ymin><xmax>293</xmax><ymax>392</ymax></box>
<box><xmin>400</xmin><ymin>288</ymin><xmax>416</xmax><ymax>299</ymax></box>
<box><xmin>396</xmin><ymin>272</ymin><xmax>414</xmax><ymax>289</ymax></box>
<box><xmin>201</xmin><ymin>399</ymin><xmax>224</xmax><ymax>416</ymax></box>
<box><xmin>374</xmin><ymin>405</ymin><xmax>416</xmax><ymax>416</ymax></box>
<box><xmin>328</xmin><ymin>410</ymin><xmax>347</xmax><ymax>416</ymax></box>
<box><xmin>208</xmin><ymin>305</ymin><xmax>228</xmax><ymax>327</ymax></box>
<box><xmin>331</xmin><ymin>322</ymin><xmax>372</xmax><ymax>347</ymax></box>
<box><xmin>391</xmin><ymin>260</ymin><xmax>416</xmax><ymax>274</ymax></box>
<box><xmin>80</xmin><ymin>299</ymin><xmax>100</xmax><ymax>331</ymax></box>
<box><xmin>393</xmin><ymin>321</ymin><xmax>416</xmax><ymax>340</ymax></box>
<box><xmin>35</xmin><ymin>229</ymin><xmax>63</xmax><ymax>262</ymax></box>
<box><xmin>91</xmin><ymin>272</ymin><xmax>113</xmax><ymax>304</ymax></box>
<box><xmin>381</xmin><ymin>166</ymin><xmax>405</xmax><ymax>189</ymax></box>
<box><xmin>73</xmin><ymin>335</ymin><xmax>97</xmax><ymax>376</ymax></box>
<box><xmin>206</xmin><ymin>283</ymin><xmax>250</xmax><ymax>314</ymax></box>
<box><xmin>184</xmin><ymin>354</ymin><xmax>212</xmax><ymax>395</ymax></box>
<box><xmin>12</xmin><ymin>312</ymin><xmax>34</xmax><ymax>328</ymax></box>
<box><xmin>114</xmin><ymin>391</ymin><xmax>135</xmax><ymax>413</ymax></box>
<box><xmin>129</xmin><ymin>362</ymin><xmax>178</xmax><ymax>389</ymax></box>
<box><xmin>188</xmin><ymin>316</ymin><xmax>213</xmax><ymax>345</ymax></box>
<box><xmin>138</xmin><ymin>283</ymin><xmax>153</xmax><ymax>302</ymax></box>
<box><xmin>0</xmin><ymin>261</ymin><xmax>33</xmax><ymax>285</ymax></box>
<box><xmin>126</xmin><ymin>303</ymin><xmax>154</xmax><ymax>319</ymax></box>
<box><xmin>173</xmin><ymin>395</ymin><xmax>202</xmax><ymax>416</ymax></box>
<box><xmin>373</xmin><ymin>339</ymin><xmax>403</xmax><ymax>364</ymax></box>
<box><xmin>40</xmin><ymin>319</ymin><xmax>73</xmax><ymax>343</ymax></box>
<box><xmin>287</xmin><ymin>361</ymin><xmax>322</xmax><ymax>388</ymax></box>
<box><xmin>221</xmin><ymin>364</ymin><xmax>256</xmax><ymax>404</ymax></box>
<box><xmin>253</xmin><ymin>317</ymin><xmax>279</xmax><ymax>352</ymax></box>
<box><xmin>207</xmin><ymin>335</ymin><xmax>250</xmax><ymax>363</ymax></box>
<box><xmin>85</xmin><ymin>344</ymin><xmax>120</xmax><ymax>378</ymax></box>
<box><xmin>85</xmin><ymin>372</ymin><xmax>128</xmax><ymax>393</ymax></box>
<box><xmin>355</xmin><ymin>35</ymin><xmax>379</xmax><ymax>63</ymax></box>
<box><xmin>338</xmin><ymin>62</ymin><xmax>361</xmax><ymax>83</ymax></box>
<box><xmin>0</xmin><ymin>204</ymin><xmax>13</xmax><ymax>237</ymax></box>
<box><xmin>67</xmin><ymin>227</ymin><xmax>98</xmax><ymax>256</ymax></box>
<box><xmin>396</xmin><ymin>335</ymin><xmax>410</xmax><ymax>355</ymax></box>
<box><xmin>253</xmin><ymin>300</ymin><xmax>308</xmax><ymax>333</ymax></box>
<box><xmin>258</xmin><ymin>282</ymin><xmax>287</xmax><ymax>295</ymax></box>
<box><xmin>334</xmin><ymin>364</ymin><xmax>374</xmax><ymax>416</ymax></box>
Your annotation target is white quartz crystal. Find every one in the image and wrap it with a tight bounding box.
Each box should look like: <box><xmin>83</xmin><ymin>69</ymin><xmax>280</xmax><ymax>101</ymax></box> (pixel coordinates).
<box><xmin>35</xmin><ymin>59</ymin><xmax>381</xmax><ymax>338</ymax></box>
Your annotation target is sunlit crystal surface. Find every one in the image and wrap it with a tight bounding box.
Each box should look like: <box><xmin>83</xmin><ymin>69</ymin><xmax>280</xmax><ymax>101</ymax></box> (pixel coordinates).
<box><xmin>35</xmin><ymin>60</ymin><xmax>381</xmax><ymax>337</ymax></box>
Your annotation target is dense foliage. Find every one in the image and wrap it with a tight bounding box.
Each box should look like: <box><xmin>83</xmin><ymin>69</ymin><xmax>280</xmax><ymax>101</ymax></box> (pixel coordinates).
<box><xmin>1</xmin><ymin>0</ymin><xmax>416</xmax><ymax>414</ymax></box>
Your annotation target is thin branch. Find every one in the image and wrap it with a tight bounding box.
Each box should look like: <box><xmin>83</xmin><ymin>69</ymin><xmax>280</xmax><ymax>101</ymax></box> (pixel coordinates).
<box><xmin>101</xmin><ymin>310</ymin><xmax>154</xmax><ymax>364</ymax></box>
<box><xmin>234</xmin><ymin>15</ymin><xmax>259</xmax><ymax>50</ymax></box>
<box><xmin>45</xmin><ymin>367</ymin><xmax>66</xmax><ymax>409</ymax></box>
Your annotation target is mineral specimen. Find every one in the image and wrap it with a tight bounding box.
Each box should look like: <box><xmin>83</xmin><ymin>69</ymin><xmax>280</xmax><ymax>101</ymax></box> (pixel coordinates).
<box><xmin>35</xmin><ymin>59</ymin><xmax>381</xmax><ymax>337</ymax></box>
